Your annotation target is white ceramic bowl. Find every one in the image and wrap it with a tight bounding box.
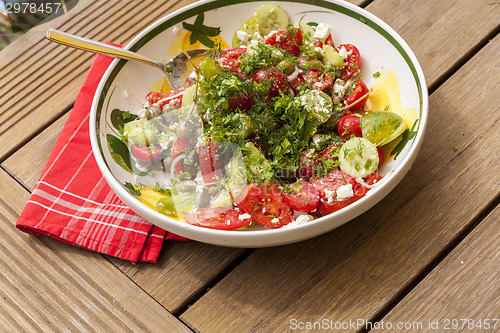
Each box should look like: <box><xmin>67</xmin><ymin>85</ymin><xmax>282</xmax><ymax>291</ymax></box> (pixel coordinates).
<box><xmin>90</xmin><ymin>0</ymin><xmax>428</xmax><ymax>247</ymax></box>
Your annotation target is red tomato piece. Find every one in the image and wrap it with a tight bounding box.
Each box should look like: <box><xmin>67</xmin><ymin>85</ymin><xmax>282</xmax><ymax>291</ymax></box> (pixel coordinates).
<box><xmin>376</xmin><ymin>147</ymin><xmax>384</xmax><ymax>164</ymax></box>
<box><xmin>337</xmin><ymin>115</ymin><xmax>362</xmax><ymax>139</ymax></box>
<box><xmin>171</xmin><ymin>137</ymin><xmax>193</xmax><ymax>178</ymax></box>
<box><xmin>235</xmin><ymin>183</ymin><xmax>294</xmax><ymax>228</ymax></box>
<box><xmin>198</xmin><ymin>141</ymin><xmax>223</xmax><ymax>187</ymax></box>
<box><xmin>217</xmin><ymin>47</ymin><xmax>247</xmax><ymax>73</ymax></box>
<box><xmin>131</xmin><ymin>143</ymin><xmax>162</xmax><ymax>163</ymax></box>
<box><xmin>289</xmin><ymin>71</ymin><xmax>305</xmax><ymax>94</ymax></box>
<box><xmin>311</xmin><ymin>169</ymin><xmax>366</xmax><ymax>215</ymax></box>
<box><xmin>252</xmin><ymin>67</ymin><xmax>288</xmax><ymax>100</ymax></box>
<box><xmin>344</xmin><ymin>80</ymin><xmax>369</xmax><ymax>110</ymax></box>
<box><xmin>145</xmin><ymin>90</ymin><xmax>184</xmax><ymax>110</ymax></box>
<box><xmin>297</xmin><ymin>149</ymin><xmax>322</xmax><ymax>179</ymax></box>
<box><xmin>322</xmin><ymin>141</ymin><xmax>344</xmax><ymax>162</ymax></box>
<box><xmin>324</xmin><ymin>34</ymin><xmax>335</xmax><ymax>47</ymax></box>
<box><xmin>298</xmin><ymin>54</ymin><xmax>324</xmax><ymax>71</ymax></box>
<box><xmin>185</xmin><ymin>207</ymin><xmax>253</xmax><ymax>230</ymax></box>
<box><xmin>365</xmin><ymin>172</ymin><xmax>382</xmax><ymax>185</ymax></box>
<box><xmin>261</xmin><ymin>28</ymin><xmax>303</xmax><ymax>56</ymax></box>
<box><xmin>312</xmin><ymin>34</ymin><xmax>335</xmax><ymax>48</ymax></box>
<box><xmin>338</xmin><ymin>44</ymin><xmax>361</xmax><ymax>80</ymax></box>
<box><xmin>304</xmin><ymin>70</ymin><xmax>334</xmax><ymax>92</ymax></box>
<box><xmin>282</xmin><ymin>180</ymin><xmax>320</xmax><ymax>212</ymax></box>
<box><xmin>222</xmin><ymin>47</ymin><xmax>247</xmax><ymax>59</ymax></box>
<box><xmin>228</xmin><ymin>91</ymin><xmax>254</xmax><ymax>112</ymax></box>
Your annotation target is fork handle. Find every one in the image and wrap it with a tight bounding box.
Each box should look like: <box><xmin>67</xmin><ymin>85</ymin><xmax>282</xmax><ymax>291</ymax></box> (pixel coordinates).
<box><xmin>46</xmin><ymin>29</ymin><xmax>164</xmax><ymax>70</ymax></box>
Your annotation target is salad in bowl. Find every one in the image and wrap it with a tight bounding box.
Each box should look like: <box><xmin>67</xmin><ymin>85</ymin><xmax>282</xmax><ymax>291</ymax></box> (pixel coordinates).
<box><xmin>91</xmin><ymin>1</ymin><xmax>427</xmax><ymax>246</ymax></box>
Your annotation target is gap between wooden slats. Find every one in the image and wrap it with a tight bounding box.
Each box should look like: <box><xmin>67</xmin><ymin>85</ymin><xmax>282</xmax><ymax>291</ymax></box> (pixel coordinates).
<box><xmin>371</xmin><ymin>205</ymin><xmax>500</xmax><ymax>332</ymax></box>
<box><xmin>0</xmin><ymin>0</ymin><xmax>187</xmax><ymax>140</ymax></box>
<box><xmin>0</xmin><ymin>0</ymin><xmax>141</xmax><ymax>133</ymax></box>
<box><xmin>0</xmin><ymin>0</ymin><xmax>100</xmax><ymax>81</ymax></box>
<box><xmin>0</xmin><ymin>212</ymin><xmax>136</xmax><ymax>331</ymax></box>
<box><xmin>0</xmin><ymin>178</ymin><xmax>185</xmax><ymax>332</ymax></box>
<box><xmin>179</xmin><ymin>33</ymin><xmax>500</xmax><ymax>332</ymax></box>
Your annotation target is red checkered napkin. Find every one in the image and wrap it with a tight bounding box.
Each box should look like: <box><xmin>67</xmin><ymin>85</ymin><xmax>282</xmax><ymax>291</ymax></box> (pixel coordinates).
<box><xmin>16</xmin><ymin>49</ymin><xmax>186</xmax><ymax>264</ymax></box>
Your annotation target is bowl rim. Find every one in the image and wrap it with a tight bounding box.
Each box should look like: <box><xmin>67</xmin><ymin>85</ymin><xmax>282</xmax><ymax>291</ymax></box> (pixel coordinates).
<box><xmin>89</xmin><ymin>0</ymin><xmax>428</xmax><ymax>247</ymax></box>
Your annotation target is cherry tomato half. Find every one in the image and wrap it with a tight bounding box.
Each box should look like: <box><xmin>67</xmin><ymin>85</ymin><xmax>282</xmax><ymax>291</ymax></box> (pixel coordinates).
<box><xmin>322</xmin><ymin>141</ymin><xmax>344</xmax><ymax>162</ymax></box>
<box><xmin>338</xmin><ymin>44</ymin><xmax>361</xmax><ymax>80</ymax></box>
<box><xmin>145</xmin><ymin>90</ymin><xmax>184</xmax><ymax>110</ymax></box>
<box><xmin>312</xmin><ymin>34</ymin><xmax>335</xmax><ymax>49</ymax></box>
<box><xmin>235</xmin><ymin>183</ymin><xmax>293</xmax><ymax>228</ymax></box>
<box><xmin>217</xmin><ymin>47</ymin><xmax>247</xmax><ymax>73</ymax></box>
<box><xmin>198</xmin><ymin>141</ymin><xmax>223</xmax><ymax>187</ymax></box>
<box><xmin>337</xmin><ymin>115</ymin><xmax>362</xmax><ymax>139</ymax></box>
<box><xmin>185</xmin><ymin>207</ymin><xmax>253</xmax><ymax>230</ymax></box>
<box><xmin>282</xmin><ymin>180</ymin><xmax>320</xmax><ymax>212</ymax></box>
<box><xmin>344</xmin><ymin>80</ymin><xmax>369</xmax><ymax>110</ymax></box>
<box><xmin>304</xmin><ymin>70</ymin><xmax>334</xmax><ymax>92</ymax></box>
<box><xmin>131</xmin><ymin>143</ymin><xmax>163</xmax><ymax>163</ymax></box>
<box><xmin>311</xmin><ymin>169</ymin><xmax>366</xmax><ymax>215</ymax></box>
<box><xmin>297</xmin><ymin>149</ymin><xmax>322</xmax><ymax>179</ymax></box>
<box><xmin>171</xmin><ymin>137</ymin><xmax>193</xmax><ymax>178</ymax></box>
<box><xmin>262</xmin><ymin>28</ymin><xmax>303</xmax><ymax>56</ymax></box>
<box><xmin>252</xmin><ymin>67</ymin><xmax>288</xmax><ymax>100</ymax></box>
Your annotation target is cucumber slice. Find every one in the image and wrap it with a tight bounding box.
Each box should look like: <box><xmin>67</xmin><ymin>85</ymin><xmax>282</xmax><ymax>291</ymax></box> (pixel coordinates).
<box><xmin>199</xmin><ymin>57</ymin><xmax>223</xmax><ymax>81</ymax></box>
<box><xmin>123</xmin><ymin>119</ymin><xmax>158</xmax><ymax>146</ymax></box>
<box><xmin>232</xmin><ymin>16</ymin><xmax>259</xmax><ymax>47</ymax></box>
<box><xmin>298</xmin><ymin>23</ymin><xmax>315</xmax><ymax>37</ymax></box>
<box><xmin>256</xmin><ymin>4</ymin><xmax>289</xmax><ymax>36</ymax></box>
<box><xmin>323</xmin><ymin>45</ymin><xmax>345</xmax><ymax>68</ymax></box>
<box><xmin>296</xmin><ymin>89</ymin><xmax>333</xmax><ymax>124</ymax></box>
<box><xmin>339</xmin><ymin>137</ymin><xmax>379</xmax><ymax>178</ymax></box>
<box><xmin>182</xmin><ymin>84</ymin><xmax>198</xmax><ymax>107</ymax></box>
<box><xmin>360</xmin><ymin>111</ymin><xmax>407</xmax><ymax>146</ymax></box>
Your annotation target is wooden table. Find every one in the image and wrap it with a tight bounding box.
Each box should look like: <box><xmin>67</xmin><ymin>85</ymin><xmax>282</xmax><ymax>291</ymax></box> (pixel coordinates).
<box><xmin>1</xmin><ymin>0</ymin><xmax>499</xmax><ymax>331</ymax></box>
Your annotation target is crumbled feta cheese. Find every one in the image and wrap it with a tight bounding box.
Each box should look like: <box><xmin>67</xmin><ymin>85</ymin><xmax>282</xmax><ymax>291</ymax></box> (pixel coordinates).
<box><xmin>336</xmin><ymin>184</ymin><xmax>354</xmax><ymax>200</ymax></box>
<box><xmin>314</xmin><ymin>47</ymin><xmax>324</xmax><ymax>57</ymax></box>
<box><xmin>312</xmin><ymin>81</ymin><xmax>324</xmax><ymax>90</ymax></box>
<box><xmin>333</xmin><ymin>82</ymin><xmax>346</xmax><ymax>95</ymax></box>
<box><xmin>271</xmin><ymin>217</ymin><xmax>280</xmax><ymax>224</ymax></box>
<box><xmin>239</xmin><ymin>213</ymin><xmax>252</xmax><ymax>220</ymax></box>
<box><xmin>196</xmin><ymin>184</ymin><xmax>205</xmax><ymax>194</ymax></box>
<box><xmin>338</xmin><ymin>46</ymin><xmax>353</xmax><ymax>60</ymax></box>
<box><xmin>282</xmin><ymin>213</ymin><xmax>314</xmax><ymax>228</ymax></box>
<box><xmin>313</xmin><ymin>23</ymin><xmax>331</xmax><ymax>41</ymax></box>
<box><xmin>237</xmin><ymin>30</ymin><xmax>251</xmax><ymax>44</ymax></box>
<box><xmin>295</xmin><ymin>214</ymin><xmax>314</xmax><ymax>224</ymax></box>
<box><xmin>324</xmin><ymin>188</ymin><xmax>336</xmax><ymax>204</ymax></box>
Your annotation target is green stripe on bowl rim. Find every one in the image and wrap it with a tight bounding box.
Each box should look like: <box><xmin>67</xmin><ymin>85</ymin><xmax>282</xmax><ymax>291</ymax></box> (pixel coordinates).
<box><xmin>95</xmin><ymin>0</ymin><xmax>426</xmax><ymax>176</ymax></box>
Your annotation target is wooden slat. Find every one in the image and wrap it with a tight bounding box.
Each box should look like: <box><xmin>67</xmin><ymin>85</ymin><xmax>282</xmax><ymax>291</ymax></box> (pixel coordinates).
<box><xmin>0</xmin><ymin>0</ymin><xmax>199</xmax><ymax>161</ymax></box>
<box><xmin>2</xmin><ymin>0</ymin><xmax>372</xmax><ymax>313</ymax></box>
<box><xmin>180</xmin><ymin>29</ymin><xmax>500</xmax><ymax>333</ymax></box>
<box><xmin>0</xmin><ymin>169</ymin><xmax>190</xmax><ymax>332</ymax></box>
<box><xmin>373</xmin><ymin>205</ymin><xmax>500</xmax><ymax>332</ymax></box>
<box><xmin>367</xmin><ymin>0</ymin><xmax>500</xmax><ymax>86</ymax></box>
<box><xmin>2</xmin><ymin>110</ymin><xmax>247</xmax><ymax>314</ymax></box>
<box><xmin>3</xmin><ymin>112</ymin><xmax>69</xmax><ymax>189</ymax></box>
<box><xmin>108</xmin><ymin>243</ymin><xmax>248</xmax><ymax>313</ymax></box>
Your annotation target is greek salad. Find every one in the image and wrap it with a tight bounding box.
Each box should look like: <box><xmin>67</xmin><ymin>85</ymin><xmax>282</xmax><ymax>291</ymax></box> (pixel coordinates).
<box><xmin>117</xmin><ymin>4</ymin><xmax>411</xmax><ymax>230</ymax></box>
